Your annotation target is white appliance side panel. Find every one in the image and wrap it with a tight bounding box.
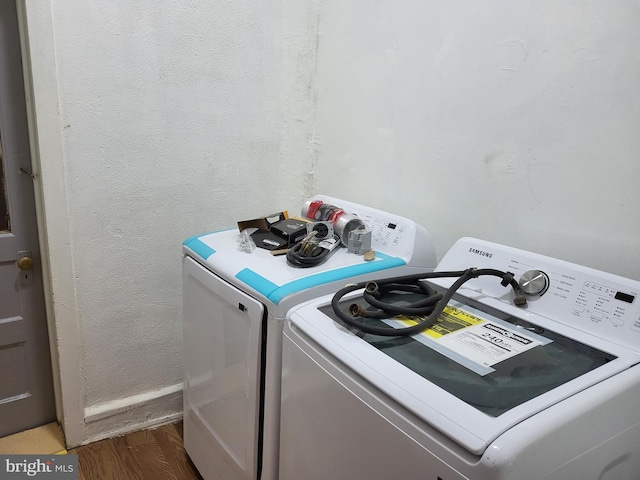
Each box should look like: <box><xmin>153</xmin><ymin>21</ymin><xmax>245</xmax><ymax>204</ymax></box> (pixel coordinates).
<box><xmin>473</xmin><ymin>364</ymin><xmax>640</xmax><ymax>480</ymax></box>
<box><xmin>183</xmin><ymin>256</ymin><xmax>265</xmax><ymax>480</ymax></box>
<box><xmin>279</xmin><ymin>328</ymin><xmax>473</xmax><ymax>480</ymax></box>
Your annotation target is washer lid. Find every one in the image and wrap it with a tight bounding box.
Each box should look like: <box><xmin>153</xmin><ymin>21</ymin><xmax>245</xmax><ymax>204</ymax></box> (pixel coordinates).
<box><xmin>287</xmin><ymin>291</ymin><xmax>640</xmax><ymax>455</ymax></box>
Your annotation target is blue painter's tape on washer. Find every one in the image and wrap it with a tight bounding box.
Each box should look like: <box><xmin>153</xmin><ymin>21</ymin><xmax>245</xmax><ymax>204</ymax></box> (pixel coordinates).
<box><xmin>236</xmin><ymin>252</ymin><xmax>406</xmax><ymax>304</ymax></box>
<box><xmin>183</xmin><ymin>235</ymin><xmax>216</xmax><ymax>260</ymax></box>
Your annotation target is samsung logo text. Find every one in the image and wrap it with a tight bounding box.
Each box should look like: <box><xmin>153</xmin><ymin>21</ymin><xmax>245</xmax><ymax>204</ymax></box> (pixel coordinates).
<box><xmin>469</xmin><ymin>248</ymin><xmax>493</xmax><ymax>258</ymax></box>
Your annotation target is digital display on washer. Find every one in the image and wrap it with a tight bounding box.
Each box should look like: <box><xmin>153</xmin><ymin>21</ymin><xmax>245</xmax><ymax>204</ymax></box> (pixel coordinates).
<box><xmin>320</xmin><ymin>292</ymin><xmax>615</xmax><ymax>417</ymax></box>
<box><xmin>615</xmin><ymin>291</ymin><xmax>635</xmax><ymax>303</ymax></box>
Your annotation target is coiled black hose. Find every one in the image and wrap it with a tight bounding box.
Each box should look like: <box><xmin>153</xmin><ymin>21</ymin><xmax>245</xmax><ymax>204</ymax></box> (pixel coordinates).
<box><xmin>331</xmin><ymin>268</ymin><xmax>527</xmax><ymax>336</ymax></box>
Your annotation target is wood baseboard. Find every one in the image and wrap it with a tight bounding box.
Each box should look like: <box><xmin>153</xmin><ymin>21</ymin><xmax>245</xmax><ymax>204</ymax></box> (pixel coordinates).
<box><xmin>81</xmin><ymin>383</ymin><xmax>183</xmax><ymax>446</ymax></box>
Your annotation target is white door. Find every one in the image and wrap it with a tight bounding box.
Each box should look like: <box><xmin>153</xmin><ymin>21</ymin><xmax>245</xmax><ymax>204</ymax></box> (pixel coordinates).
<box><xmin>0</xmin><ymin>0</ymin><xmax>55</xmax><ymax>437</ymax></box>
<box><xmin>183</xmin><ymin>256</ymin><xmax>266</xmax><ymax>480</ymax></box>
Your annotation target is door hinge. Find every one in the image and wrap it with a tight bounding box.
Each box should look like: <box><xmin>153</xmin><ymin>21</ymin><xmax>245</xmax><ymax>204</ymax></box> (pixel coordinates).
<box><xmin>18</xmin><ymin>167</ymin><xmax>38</xmax><ymax>180</ymax></box>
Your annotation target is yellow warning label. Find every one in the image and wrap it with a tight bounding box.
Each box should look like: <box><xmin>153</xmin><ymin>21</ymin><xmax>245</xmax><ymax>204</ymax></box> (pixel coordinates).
<box><xmin>395</xmin><ymin>305</ymin><xmax>485</xmax><ymax>339</ymax></box>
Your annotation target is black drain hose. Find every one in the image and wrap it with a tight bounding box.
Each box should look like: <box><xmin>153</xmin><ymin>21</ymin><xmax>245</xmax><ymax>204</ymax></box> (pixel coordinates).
<box><xmin>331</xmin><ymin>268</ymin><xmax>527</xmax><ymax>336</ymax></box>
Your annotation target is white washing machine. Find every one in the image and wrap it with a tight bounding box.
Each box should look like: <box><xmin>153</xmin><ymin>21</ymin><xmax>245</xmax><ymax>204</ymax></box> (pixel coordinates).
<box><xmin>280</xmin><ymin>237</ymin><xmax>640</xmax><ymax>480</ymax></box>
<box><xmin>182</xmin><ymin>195</ymin><xmax>437</xmax><ymax>480</ymax></box>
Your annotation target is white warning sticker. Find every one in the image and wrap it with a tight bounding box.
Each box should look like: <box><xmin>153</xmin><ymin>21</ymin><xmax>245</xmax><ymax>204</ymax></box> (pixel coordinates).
<box><xmin>435</xmin><ymin>320</ymin><xmax>543</xmax><ymax>367</ymax></box>
<box><xmin>384</xmin><ymin>304</ymin><xmax>549</xmax><ymax>374</ymax></box>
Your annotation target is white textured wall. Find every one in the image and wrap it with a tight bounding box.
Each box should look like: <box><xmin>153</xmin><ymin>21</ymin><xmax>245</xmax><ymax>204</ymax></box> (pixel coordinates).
<box><xmin>312</xmin><ymin>0</ymin><xmax>640</xmax><ymax>280</ymax></box>
<box><xmin>24</xmin><ymin>0</ymin><xmax>319</xmax><ymax>444</ymax></box>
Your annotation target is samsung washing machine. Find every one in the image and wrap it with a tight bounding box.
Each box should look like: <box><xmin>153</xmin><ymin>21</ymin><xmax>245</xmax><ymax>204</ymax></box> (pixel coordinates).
<box><xmin>280</xmin><ymin>237</ymin><xmax>640</xmax><ymax>480</ymax></box>
<box><xmin>181</xmin><ymin>195</ymin><xmax>437</xmax><ymax>480</ymax></box>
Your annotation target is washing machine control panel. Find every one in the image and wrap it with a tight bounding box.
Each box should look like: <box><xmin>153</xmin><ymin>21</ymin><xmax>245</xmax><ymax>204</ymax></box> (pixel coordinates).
<box><xmin>434</xmin><ymin>238</ymin><xmax>640</xmax><ymax>352</ymax></box>
<box><xmin>310</xmin><ymin>195</ymin><xmax>437</xmax><ymax>268</ymax></box>
<box><xmin>358</xmin><ymin>214</ymin><xmax>411</xmax><ymax>251</ymax></box>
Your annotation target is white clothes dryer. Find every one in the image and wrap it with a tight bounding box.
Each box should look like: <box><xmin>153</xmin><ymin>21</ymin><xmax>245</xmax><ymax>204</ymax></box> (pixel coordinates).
<box><xmin>280</xmin><ymin>237</ymin><xmax>640</xmax><ymax>480</ymax></box>
<box><xmin>182</xmin><ymin>195</ymin><xmax>437</xmax><ymax>480</ymax></box>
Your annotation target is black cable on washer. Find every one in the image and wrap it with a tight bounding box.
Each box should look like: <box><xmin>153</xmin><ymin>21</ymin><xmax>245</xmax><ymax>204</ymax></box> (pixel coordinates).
<box><xmin>286</xmin><ymin>235</ymin><xmax>337</xmax><ymax>268</ymax></box>
<box><xmin>331</xmin><ymin>268</ymin><xmax>527</xmax><ymax>336</ymax></box>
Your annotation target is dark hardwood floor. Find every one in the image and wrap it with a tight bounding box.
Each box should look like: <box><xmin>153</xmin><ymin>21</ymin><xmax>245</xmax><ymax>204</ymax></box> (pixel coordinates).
<box><xmin>70</xmin><ymin>421</ymin><xmax>202</xmax><ymax>480</ymax></box>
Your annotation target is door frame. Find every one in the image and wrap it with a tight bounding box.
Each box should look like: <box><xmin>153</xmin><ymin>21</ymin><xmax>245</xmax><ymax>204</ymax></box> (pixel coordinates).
<box><xmin>15</xmin><ymin>0</ymin><xmax>86</xmax><ymax>447</ymax></box>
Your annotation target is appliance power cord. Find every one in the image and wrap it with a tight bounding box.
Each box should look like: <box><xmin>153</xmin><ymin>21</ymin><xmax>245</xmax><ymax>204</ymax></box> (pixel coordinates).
<box><xmin>286</xmin><ymin>234</ymin><xmax>338</xmax><ymax>268</ymax></box>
